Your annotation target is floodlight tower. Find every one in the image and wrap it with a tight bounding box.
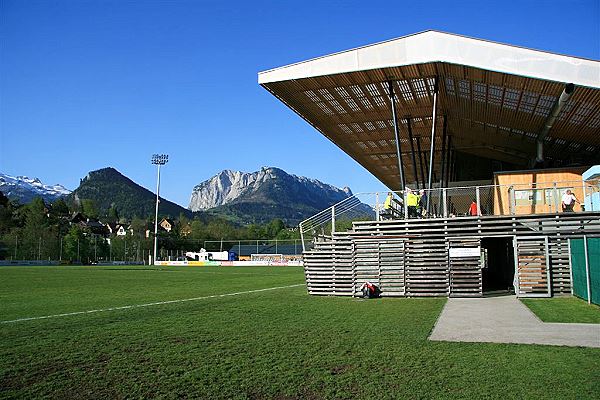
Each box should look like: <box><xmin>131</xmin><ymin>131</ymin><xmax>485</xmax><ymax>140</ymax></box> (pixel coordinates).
<box><xmin>151</xmin><ymin>154</ymin><xmax>169</xmax><ymax>264</ymax></box>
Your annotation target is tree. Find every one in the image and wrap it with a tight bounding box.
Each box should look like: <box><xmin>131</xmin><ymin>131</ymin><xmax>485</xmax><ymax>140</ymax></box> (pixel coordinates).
<box><xmin>107</xmin><ymin>205</ymin><xmax>119</xmax><ymax>223</ymax></box>
<box><xmin>81</xmin><ymin>199</ymin><xmax>99</xmax><ymax>219</ymax></box>
<box><xmin>0</xmin><ymin>193</ymin><xmax>16</xmax><ymax>234</ymax></box>
<box><xmin>111</xmin><ymin>235</ymin><xmax>135</xmax><ymax>262</ymax></box>
<box><xmin>63</xmin><ymin>225</ymin><xmax>90</xmax><ymax>263</ymax></box>
<box><xmin>244</xmin><ymin>224</ymin><xmax>265</xmax><ymax>240</ymax></box>
<box><xmin>130</xmin><ymin>217</ymin><xmax>148</xmax><ymax>239</ymax></box>
<box><xmin>51</xmin><ymin>199</ymin><xmax>70</xmax><ymax>217</ymax></box>
<box><xmin>17</xmin><ymin>198</ymin><xmax>49</xmax><ymax>260</ymax></box>
<box><xmin>190</xmin><ymin>219</ymin><xmax>206</xmax><ymax>241</ymax></box>
<box><xmin>266</xmin><ymin>219</ymin><xmax>285</xmax><ymax>238</ymax></box>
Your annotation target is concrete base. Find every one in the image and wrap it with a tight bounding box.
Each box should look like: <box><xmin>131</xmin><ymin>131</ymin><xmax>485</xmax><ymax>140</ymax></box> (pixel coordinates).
<box><xmin>429</xmin><ymin>296</ymin><xmax>600</xmax><ymax>348</ymax></box>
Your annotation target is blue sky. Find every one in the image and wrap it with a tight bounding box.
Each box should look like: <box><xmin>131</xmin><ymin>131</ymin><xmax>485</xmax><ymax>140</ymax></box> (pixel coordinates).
<box><xmin>1</xmin><ymin>0</ymin><xmax>599</xmax><ymax>207</ymax></box>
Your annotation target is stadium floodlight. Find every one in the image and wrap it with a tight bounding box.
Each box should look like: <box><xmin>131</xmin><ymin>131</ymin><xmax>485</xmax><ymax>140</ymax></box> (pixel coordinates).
<box><xmin>151</xmin><ymin>154</ymin><xmax>169</xmax><ymax>265</ymax></box>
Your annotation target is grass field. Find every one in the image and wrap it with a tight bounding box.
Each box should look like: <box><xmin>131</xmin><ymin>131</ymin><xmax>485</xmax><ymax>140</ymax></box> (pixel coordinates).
<box><xmin>521</xmin><ymin>297</ymin><xmax>600</xmax><ymax>324</ymax></box>
<box><xmin>1</xmin><ymin>265</ymin><xmax>599</xmax><ymax>399</ymax></box>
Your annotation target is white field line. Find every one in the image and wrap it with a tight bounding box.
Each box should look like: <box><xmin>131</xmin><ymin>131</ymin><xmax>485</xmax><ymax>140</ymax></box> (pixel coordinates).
<box><xmin>2</xmin><ymin>283</ymin><xmax>304</xmax><ymax>324</ymax></box>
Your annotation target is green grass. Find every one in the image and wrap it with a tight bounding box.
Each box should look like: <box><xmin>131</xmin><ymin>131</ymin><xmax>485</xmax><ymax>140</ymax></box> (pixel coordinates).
<box><xmin>521</xmin><ymin>297</ymin><xmax>600</xmax><ymax>324</ymax></box>
<box><xmin>1</xmin><ymin>265</ymin><xmax>599</xmax><ymax>399</ymax></box>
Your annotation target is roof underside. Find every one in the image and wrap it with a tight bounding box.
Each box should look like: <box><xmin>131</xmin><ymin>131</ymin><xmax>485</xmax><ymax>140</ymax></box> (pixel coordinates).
<box><xmin>259</xmin><ymin>32</ymin><xmax>600</xmax><ymax>190</ymax></box>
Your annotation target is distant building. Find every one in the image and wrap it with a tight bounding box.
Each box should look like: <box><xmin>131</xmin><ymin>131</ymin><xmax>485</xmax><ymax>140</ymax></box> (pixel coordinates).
<box><xmin>115</xmin><ymin>224</ymin><xmax>128</xmax><ymax>236</ymax></box>
<box><xmin>70</xmin><ymin>212</ymin><xmax>108</xmax><ymax>236</ymax></box>
<box><xmin>159</xmin><ymin>218</ymin><xmax>175</xmax><ymax>233</ymax></box>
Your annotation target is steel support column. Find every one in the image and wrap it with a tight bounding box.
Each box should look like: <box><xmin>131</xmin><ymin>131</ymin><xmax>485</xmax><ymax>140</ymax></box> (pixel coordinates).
<box><xmin>416</xmin><ymin>136</ymin><xmax>426</xmax><ymax>187</ymax></box>
<box><xmin>388</xmin><ymin>81</ymin><xmax>405</xmax><ymax>191</ymax></box>
<box><xmin>445</xmin><ymin>137</ymin><xmax>452</xmax><ymax>188</ymax></box>
<box><xmin>407</xmin><ymin>118</ymin><xmax>419</xmax><ymax>189</ymax></box>
<box><xmin>438</xmin><ymin>115</ymin><xmax>447</xmax><ymax>198</ymax></box>
<box><xmin>426</xmin><ymin>78</ymin><xmax>439</xmax><ymax>212</ymax></box>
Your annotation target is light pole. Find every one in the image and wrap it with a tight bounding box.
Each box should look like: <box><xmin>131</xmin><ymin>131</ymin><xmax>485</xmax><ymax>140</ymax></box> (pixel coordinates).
<box><xmin>151</xmin><ymin>154</ymin><xmax>169</xmax><ymax>264</ymax></box>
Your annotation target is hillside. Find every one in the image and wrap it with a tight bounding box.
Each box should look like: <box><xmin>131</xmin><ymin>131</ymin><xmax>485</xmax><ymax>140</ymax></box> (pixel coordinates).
<box><xmin>68</xmin><ymin>167</ymin><xmax>192</xmax><ymax>219</ymax></box>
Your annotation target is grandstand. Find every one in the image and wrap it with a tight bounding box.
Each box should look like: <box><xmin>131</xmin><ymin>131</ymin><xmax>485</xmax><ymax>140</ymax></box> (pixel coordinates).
<box><xmin>259</xmin><ymin>31</ymin><xmax>600</xmax><ymax>298</ymax></box>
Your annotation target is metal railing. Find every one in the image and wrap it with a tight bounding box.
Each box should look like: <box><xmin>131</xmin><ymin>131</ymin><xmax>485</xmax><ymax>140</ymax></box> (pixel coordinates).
<box><xmin>299</xmin><ymin>179</ymin><xmax>600</xmax><ymax>251</ymax></box>
<box><xmin>299</xmin><ymin>193</ymin><xmax>377</xmax><ymax>251</ymax></box>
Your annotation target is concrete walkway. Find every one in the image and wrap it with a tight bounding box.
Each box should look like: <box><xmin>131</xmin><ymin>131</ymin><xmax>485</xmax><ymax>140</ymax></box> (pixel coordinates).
<box><xmin>429</xmin><ymin>296</ymin><xmax>600</xmax><ymax>348</ymax></box>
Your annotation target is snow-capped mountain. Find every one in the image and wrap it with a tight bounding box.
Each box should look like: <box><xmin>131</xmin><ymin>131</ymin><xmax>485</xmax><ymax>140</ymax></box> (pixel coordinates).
<box><xmin>0</xmin><ymin>173</ymin><xmax>71</xmax><ymax>204</ymax></box>
<box><xmin>188</xmin><ymin>167</ymin><xmax>370</xmax><ymax>225</ymax></box>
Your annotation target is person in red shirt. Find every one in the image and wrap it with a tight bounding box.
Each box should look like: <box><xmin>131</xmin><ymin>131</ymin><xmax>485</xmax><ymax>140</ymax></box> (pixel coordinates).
<box><xmin>469</xmin><ymin>200</ymin><xmax>478</xmax><ymax>216</ymax></box>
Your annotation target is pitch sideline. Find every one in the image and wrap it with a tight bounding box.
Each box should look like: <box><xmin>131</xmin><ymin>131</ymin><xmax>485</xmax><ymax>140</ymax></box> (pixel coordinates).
<box><xmin>1</xmin><ymin>283</ymin><xmax>304</xmax><ymax>324</ymax></box>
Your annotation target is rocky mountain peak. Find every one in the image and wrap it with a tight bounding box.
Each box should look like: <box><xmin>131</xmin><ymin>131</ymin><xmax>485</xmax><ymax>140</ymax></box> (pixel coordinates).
<box><xmin>188</xmin><ymin>167</ymin><xmax>353</xmax><ymax>212</ymax></box>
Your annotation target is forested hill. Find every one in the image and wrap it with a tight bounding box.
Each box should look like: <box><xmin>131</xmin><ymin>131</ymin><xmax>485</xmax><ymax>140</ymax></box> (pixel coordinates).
<box><xmin>68</xmin><ymin>167</ymin><xmax>192</xmax><ymax>219</ymax></box>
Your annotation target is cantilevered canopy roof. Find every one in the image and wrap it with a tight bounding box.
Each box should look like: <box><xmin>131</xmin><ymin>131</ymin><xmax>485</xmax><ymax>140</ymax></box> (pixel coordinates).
<box><xmin>259</xmin><ymin>31</ymin><xmax>600</xmax><ymax>190</ymax></box>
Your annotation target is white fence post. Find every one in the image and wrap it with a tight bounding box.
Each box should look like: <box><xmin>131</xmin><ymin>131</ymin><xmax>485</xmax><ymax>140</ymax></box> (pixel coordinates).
<box><xmin>553</xmin><ymin>183</ymin><xmax>559</xmax><ymax>213</ymax></box>
<box><xmin>509</xmin><ymin>186</ymin><xmax>515</xmax><ymax>215</ymax></box>
<box><xmin>331</xmin><ymin>205</ymin><xmax>335</xmax><ymax>234</ymax></box>
<box><xmin>582</xmin><ymin>181</ymin><xmax>588</xmax><ymax>211</ymax></box>
<box><xmin>476</xmin><ymin>186</ymin><xmax>481</xmax><ymax>216</ymax></box>
<box><xmin>375</xmin><ymin>192</ymin><xmax>380</xmax><ymax>221</ymax></box>
<box><xmin>443</xmin><ymin>188</ymin><xmax>448</xmax><ymax>217</ymax></box>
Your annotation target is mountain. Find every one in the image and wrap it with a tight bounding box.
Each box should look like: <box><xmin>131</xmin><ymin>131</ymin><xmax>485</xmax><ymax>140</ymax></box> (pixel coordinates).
<box><xmin>189</xmin><ymin>167</ymin><xmax>372</xmax><ymax>225</ymax></box>
<box><xmin>0</xmin><ymin>172</ymin><xmax>71</xmax><ymax>204</ymax></box>
<box><xmin>69</xmin><ymin>167</ymin><xmax>192</xmax><ymax>219</ymax></box>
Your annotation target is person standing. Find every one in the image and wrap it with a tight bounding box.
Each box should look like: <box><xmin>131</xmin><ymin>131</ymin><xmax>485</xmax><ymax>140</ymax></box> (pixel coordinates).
<box><xmin>406</xmin><ymin>188</ymin><xmax>419</xmax><ymax>218</ymax></box>
<box><xmin>469</xmin><ymin>200</ymin><xmax>478</xmax><ymax>216</ymax></box>
<box><xmin>561</xmin><ymin>189</ymin><xmax>580</xmax><ymax>212</ymax></box>
<box><xmin>382</xmin><ymin>192</ymin><xmax>394</xmax><ymax>220</ymax></box>
<box><xmin>418</xmin><ymin>189</ymin><xmax>427</xmax><ymax>218</ymax></box>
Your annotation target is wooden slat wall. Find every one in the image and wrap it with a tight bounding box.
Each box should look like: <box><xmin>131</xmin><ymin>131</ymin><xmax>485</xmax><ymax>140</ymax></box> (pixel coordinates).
<box><xmin>449</xmin><ymin>238</ymin><xmax>482</xmax><ymax>297</ymax></box>
<box><xmin>303</xmin><ymin>235</ymin><xmax>353</xmax><ymax>296</ymax></box>
<box><xmin>548</xmin><ymin>237</ymin><xmax>571</xmax><ymax>294</ymax></box>
<box><xmin>378</xmin><ymin>240</ymin><xmax>406</xmax><ymax>296</ymax></box>
<box><xmin>405</xmin><ymin>238</ymin><xmax>448</xmax><ymax>296</ymax></box>
<box><xmin>515</xmin><ymin>237</ymin><xmax>550</xmax><ymax>297</ymax></box>
<box><xmin>302</xmin><ymin>212</ymin><xmax>600</xmax><ymax>297</ymax></box>
<box><xmin>353</xmin><ymin>240</ymin><xmax>382</xmax><ymax>295</ymax></box>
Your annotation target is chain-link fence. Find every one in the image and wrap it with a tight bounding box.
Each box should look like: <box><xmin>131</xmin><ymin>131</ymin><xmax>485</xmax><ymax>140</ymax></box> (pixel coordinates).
<box><xmin>0</xmin><ymin>236</ymin><xmax>307</xmax><ymax>264</ymax></box>
<box><xmin>0</xmin><ymin>235</ymin><xmax>150</xmax><ymax>265</ymax></box>
<box><xmin>400</xmin><ymin>179</ymin><xmax>592</xmax><ymax>217</ymax></box>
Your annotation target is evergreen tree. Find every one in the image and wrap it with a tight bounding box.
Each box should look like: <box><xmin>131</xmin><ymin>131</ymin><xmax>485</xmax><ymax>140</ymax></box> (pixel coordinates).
<box><xmin>63</xmin><ymin>225</ymin><xmax>90</xmax><ymax>263</ymax></box>
<box><xmin>107</xmin><ymin>205</ymin><xmax>119</xmax><ymax>223</ymax></box>
<box><xmin>51</xmin><ymin>199</ymin><xmax>70</xmax><ymax>217</ymax></box>
<box><xmin>81</xmin><ymin>199</ymin><xmax>99</xmax><ymax>219</ymax></box>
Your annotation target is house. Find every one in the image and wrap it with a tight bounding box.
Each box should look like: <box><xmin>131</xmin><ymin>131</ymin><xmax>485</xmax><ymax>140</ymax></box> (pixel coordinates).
<box><xmin>105</xmin><ymin>222</ymin><xmax>118</xmax><ymax>235</ymax></box>
<box><xmin>70</xmin><ymin>212</ymin><xmax>108</xmax><ymax>236</ymax></box>
<box><xmin>159</xmin><ymin>218</ymin><xmax>175</xmax><ymax>233</ymax></box>
<box><xmin>115</xmin><ymin>224</ymin><xmax>128</xmax><ymax>236</ymax></box>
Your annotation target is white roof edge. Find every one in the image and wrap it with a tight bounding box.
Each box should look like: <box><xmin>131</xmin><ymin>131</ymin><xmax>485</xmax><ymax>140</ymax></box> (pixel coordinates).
<box><xmin>258</xmin><ymin>31</ymin><xmax>600</xmax><ymax>89</ymax></box>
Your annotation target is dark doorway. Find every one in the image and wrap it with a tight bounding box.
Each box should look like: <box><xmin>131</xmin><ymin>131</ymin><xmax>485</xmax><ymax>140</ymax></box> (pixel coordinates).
<box><xmin>481</xmin><ymin>237</ymin><xmax>515</xmax><ymax>293</ymax></box>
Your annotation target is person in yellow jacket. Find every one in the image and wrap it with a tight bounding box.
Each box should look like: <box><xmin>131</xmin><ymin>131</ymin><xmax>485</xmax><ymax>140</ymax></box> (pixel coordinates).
<box><xmin>384</xmin><ymin>192</ymin><xmax>393</xmax><ymax>209</ymax></box>
<box><xmin>406</xmin><ymin>188</ymin><xmax>419</xmax><ymax>218</ymax></box>
<box><xmin>382</xmin><ymin>192</ymin><xmax>394</xmax><ymax>219</ymax></box>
